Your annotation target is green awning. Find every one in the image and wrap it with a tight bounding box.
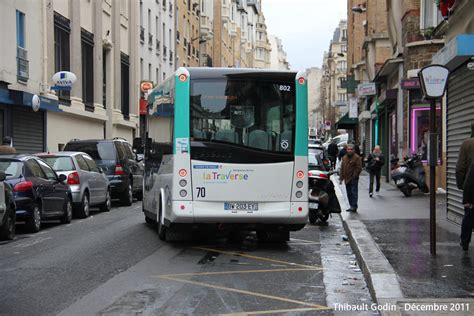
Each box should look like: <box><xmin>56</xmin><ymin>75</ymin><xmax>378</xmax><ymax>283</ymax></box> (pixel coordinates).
<box><xmin>336</xmin><ymin>113</ymin><xmax>358</xmax><ymax>129</ymax></box>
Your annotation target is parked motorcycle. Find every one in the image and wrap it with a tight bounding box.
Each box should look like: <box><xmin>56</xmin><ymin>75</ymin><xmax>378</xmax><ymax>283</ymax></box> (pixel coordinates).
<box><xmin>308</xmin><ymin>169</ymin><xmax>341</xmax><ymax>225</ymax></box>
<box><xmin>390</xmin><ymin>154</ymin><xmax>429</xmax><ymax>197</ymax></box>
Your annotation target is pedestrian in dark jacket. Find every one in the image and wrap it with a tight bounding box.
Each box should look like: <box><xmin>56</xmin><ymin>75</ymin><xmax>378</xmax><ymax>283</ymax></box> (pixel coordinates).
<box><xmin>455</xmin><ymin>123</ymin><xmax>474</xmax><ymax>252</ymax></box>
<box><xmin>327</xmin><ymin>140</ymin><xmax>338</xmax><ymax>170</ymax></box>
<box><xmin>338</xmin><ymin>144</ymin><xmax>347</xmax><ymax>161</ymax></box>
<box><xmin>339</xmin><ymin>144</ymin><xmax>362</xmax><ymax>212</ymax></box>
<box><xmin>366</xmin><ymin>146</ymin><xmax>385</xmax><ymax>197</ymax></box>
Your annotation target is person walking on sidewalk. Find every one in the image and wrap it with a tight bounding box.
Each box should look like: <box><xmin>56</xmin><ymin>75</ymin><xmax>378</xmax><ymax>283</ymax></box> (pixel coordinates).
<box><xmin>339</xmin><ymin>144</ymin><xmax>362</xmax><ymax>212</ymax></box>
<box><xmin>327</xmin><ymin>140</ymin><xmax>338</xmax><ymax>170</ymax></box>
<box><xmin>455</xmin><ymin>123</ymin><xmax>474</xmax><ymax>252</ymax></box>
<box><xmin>366</xmin><ymin>145</ymin><xmax>385</xmax><ymax>198</ymax></box>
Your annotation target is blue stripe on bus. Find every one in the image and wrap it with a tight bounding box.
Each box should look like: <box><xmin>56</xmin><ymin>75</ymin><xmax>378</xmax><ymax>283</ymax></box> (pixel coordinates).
<box><xmin>174</xmin><ymin>74</ymin><xmax>191</xmax><ymax>154</ymax></box>
<box><xmin>295</xmin><ymin>78</ymin><xmax>308</xmax><ymax>157</ymax></box>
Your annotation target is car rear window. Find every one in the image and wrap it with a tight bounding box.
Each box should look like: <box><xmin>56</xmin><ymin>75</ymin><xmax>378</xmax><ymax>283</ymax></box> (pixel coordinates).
<box><xmin>64</xmin><ymin>142</ymin><xmax>116</xmax><ymax>161</ymax></box>
<box><xmin>0</xmin><ymin>161</ymin><xmax>23</xmax><ymax>179</ymax></box>
<box><xmin>41</xmin><ymin>157</ymin><xmax>75</xmax><ymax>171</ymax></box>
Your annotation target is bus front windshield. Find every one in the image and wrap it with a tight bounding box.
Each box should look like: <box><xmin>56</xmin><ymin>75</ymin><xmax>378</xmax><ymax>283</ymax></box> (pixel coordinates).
<box><xmin>190</xmin><ymin>79</ymin><xmax>296</xmax><ymax>163</ymax></box>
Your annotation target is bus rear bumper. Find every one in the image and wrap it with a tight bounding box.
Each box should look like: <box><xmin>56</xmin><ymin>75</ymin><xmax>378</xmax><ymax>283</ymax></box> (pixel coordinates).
<box><xmin>170</xmin><ymin>201</ymin><xmax>308</xmax><ymax>225</ymax></box>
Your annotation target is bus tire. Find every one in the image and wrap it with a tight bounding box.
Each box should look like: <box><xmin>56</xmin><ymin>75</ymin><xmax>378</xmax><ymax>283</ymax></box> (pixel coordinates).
<box><xmin>157</xmin><ymin>201</ymin><xmax>167</xmax><ymax>241</ymax></box>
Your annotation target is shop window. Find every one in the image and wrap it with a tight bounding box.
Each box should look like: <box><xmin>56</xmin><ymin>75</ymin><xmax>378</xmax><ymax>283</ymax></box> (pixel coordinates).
<box><xmin>410</xmin><ymin>106</ymin><xmax>442</xmax><ymax>163</ymax></box>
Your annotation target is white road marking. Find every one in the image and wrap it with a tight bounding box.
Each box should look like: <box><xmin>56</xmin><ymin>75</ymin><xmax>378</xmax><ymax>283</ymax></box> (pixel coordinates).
<box><xmin>13</xmin><ymin>236</ymin><xmax>52</xmax><ymax>248</ymax></box>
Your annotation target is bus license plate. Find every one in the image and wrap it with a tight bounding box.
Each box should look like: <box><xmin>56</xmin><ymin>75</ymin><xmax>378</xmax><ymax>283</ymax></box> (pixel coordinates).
<box><xmin>224</xmin><ymin>202</ymin><xmax>259</xmax><ymax>211</ymax></box>
<box><xmin>309</xmin><ymin>202</ymin><xmax>318</xmax><ymax>209</ymax></box>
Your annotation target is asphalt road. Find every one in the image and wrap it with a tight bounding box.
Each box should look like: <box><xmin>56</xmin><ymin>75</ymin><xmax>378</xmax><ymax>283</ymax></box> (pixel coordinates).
<box><xmin>0</xmin><ymin>202</ymin><xmax>371</xmax><ymax>316</ymax></box>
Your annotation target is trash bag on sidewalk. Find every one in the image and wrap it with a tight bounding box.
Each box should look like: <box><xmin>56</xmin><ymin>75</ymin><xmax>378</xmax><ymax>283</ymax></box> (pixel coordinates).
<box><xmin>330</xmin><ymin>175</ymin><xmax>350</xmax><ymax>211</ymax></box>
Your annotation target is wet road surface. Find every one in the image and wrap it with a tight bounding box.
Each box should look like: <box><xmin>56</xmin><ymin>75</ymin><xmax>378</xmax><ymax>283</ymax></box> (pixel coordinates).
<box><xmin>0</xmin><ymin>202</ymin><xmax>371</xmax><ymax>315</ymax></box>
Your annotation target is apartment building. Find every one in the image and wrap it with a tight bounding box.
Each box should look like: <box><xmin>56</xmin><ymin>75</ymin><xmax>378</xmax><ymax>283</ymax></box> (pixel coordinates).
<box><xmin>254</xmin><ymin>13</ymin><xmax>271</xmax><ymax>69</ymax></box>
<box><xmin>0</xmin><ymin>0</ymin><xmax>140</xmax><ymax>153</ymax></box>
<box><xmin>269</xmin><ymin>35</ymin><xmax>290</xmax><ymax>70</ymax></box>
<box><xmin>176</xmin><ymin>0</ymin><xmax>200</xmax><ymax>67</ymax></box>
<box><xmin>307</xmin><ymin>67</ymin><xmax>323</xmax><ymax>130</ymax></box>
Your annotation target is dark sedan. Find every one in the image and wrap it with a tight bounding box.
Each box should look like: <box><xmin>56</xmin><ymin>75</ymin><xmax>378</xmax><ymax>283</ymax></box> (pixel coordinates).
<box><xmin>0</xmin><ymin>155</ymin><xmax>72</xmax><ymax>233</ymax></box>
<box><xmin>0</xmin><ymin>171</ymin><xmax>15</xmax><ymax>240</ymax></box>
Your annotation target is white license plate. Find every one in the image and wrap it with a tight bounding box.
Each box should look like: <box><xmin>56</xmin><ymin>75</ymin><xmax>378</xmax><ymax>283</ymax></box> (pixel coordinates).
<box><xmin>397</xmin><ymin>179</ymin><xmax>405</xmax><ymax>185</ymax></box>
<box><xmin>309</xmin><ymin>202</ymin><xmax>319</xmax><ymax>209</ymax></box>
<box><xmin>224</xmin><ymin>202</ymin><xmax>259</xmax><ymax>211</ymax></box>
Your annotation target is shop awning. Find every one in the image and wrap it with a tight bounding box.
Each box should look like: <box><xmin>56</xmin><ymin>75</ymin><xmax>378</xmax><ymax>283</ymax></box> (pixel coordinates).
<box><xmin>374</xmin><ymin>57</ymin><xmax>404</xmax><ymax>83</ymax></box>
<box><xmin>336</xmin><ymin>113</ymin><xmax>358</xmax><ymax>130</ymax></box>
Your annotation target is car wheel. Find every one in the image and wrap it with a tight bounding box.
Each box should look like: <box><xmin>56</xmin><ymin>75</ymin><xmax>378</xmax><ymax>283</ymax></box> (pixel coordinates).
<box><xmin>78</xmin><ymin>193</ymin><xmax>90</xmax><ymax>218</ymax></box>
<box><xmin>0</xmin><ymin>205</ymin><xmax>15</xmax><ymax>240</ymax></box>
<box><xmin>120</xmin><ymin>182</ymin><xmax>133</xmax><ymax>206</ymax></box>
<box><xmin>145</xmin><ymin>215</ymin><xmax>156</xmax><ymax>225</ymax></box>
<box><xmin>61</xmin><ymin>197</ymin><xmax>73</xmax><ymax>224</ymax></box>
<box><xmin>157</xmin><ymin>202</ymin><xmax>167</xmax><ymax>241</ymax></box>
<box><xmin>26</xmin><ymin>203</ymin><xmax>41</xmax><ymax>233</ymax></box>
<box><xmin>401</xmin><ymin>185</ymin><xmax>412</xmax><ymax>197</ymax></box>
<box><xmin>100</xmin><ymin>189</ymin><xmax>112</xmax><ymax>212</ymax></box>
<box><xmin>136</xmin><ymin>190</ymin><xmax>143</xmax><ymax>201</ymax></box>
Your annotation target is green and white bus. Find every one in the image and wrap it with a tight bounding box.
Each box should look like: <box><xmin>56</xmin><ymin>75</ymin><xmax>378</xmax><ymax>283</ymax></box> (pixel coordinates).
<box><xmin>138</xmin><ymin>67</ymin><xmax>308</xmax><ymax>240</ymax></box>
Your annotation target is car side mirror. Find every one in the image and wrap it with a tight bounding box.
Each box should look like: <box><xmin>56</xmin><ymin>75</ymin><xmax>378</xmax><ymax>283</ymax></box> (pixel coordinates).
<box><xmin>0</xmin><ymin>171</ymin><xmax>5</xmax><ymax>182</ymax></box>
<box><xmin>58</xmin><ymin>174</ymin><xmax>67</xmax><ymax>183</ymax></box>
<box><xmin>99</xmin><ymin>167</ymin><xmax>104</xmax><ymax>173</ymax></box>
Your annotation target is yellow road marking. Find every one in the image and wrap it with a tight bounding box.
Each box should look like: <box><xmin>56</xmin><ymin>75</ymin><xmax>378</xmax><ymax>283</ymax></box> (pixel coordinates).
<box><xmin>193</xmin><ymin>247</ymin><xmax>321</xmax><ymax>269</ymax></box>
<box><xmin>219</xmin><ymin>307</ymin><xmax>331</xmax><ymax>315</ymax></box>
<box><xmin>159</xmin><ymin>275</ymin><xmax>331</xmax><ymax>310</ymax></box>
<box><xmin>156</xmin><ymin>267</ymin><xmax>321</xmax><ymax>278</ymax></box>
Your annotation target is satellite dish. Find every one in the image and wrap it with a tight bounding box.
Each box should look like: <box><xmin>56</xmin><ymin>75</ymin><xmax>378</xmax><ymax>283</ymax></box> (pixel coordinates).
<box><xmin>32</xmin><ymin>94</ymin><xmax>40</xmax><ymax>112</ymax></box>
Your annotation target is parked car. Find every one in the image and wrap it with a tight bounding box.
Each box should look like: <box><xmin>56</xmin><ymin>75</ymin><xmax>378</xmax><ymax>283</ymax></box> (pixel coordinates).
<box><xmin>37</xmin><ymin>152</ymin><xmax>111</xmax><ymax>218</ymax></box>
<box><xmin>323</xmin><ymin>133</ymin><xmax>349</xmax><ymax>150</ymax></box>
<box><xmin>63</xmin><ymin>138</ymin><xmax>144</xmax><ymax>206</ymax></box>
<box><xmin>0</xmin><ymin>155</ymin><xmax>72</xmax><ymax>233</ymax></box>
<box><xmin>0</xmin><ymin>171</ymin><xmax>15</xmax><ymax>240</ymax></box>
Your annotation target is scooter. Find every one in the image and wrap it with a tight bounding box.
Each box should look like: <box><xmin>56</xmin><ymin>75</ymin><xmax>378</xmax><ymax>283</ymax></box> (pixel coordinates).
<box><xmin>308</xmin><ymin>169</ymin><xmax>341</xmax><ymax>224</ymax></box>
<box><xmin>390</xmin><ymin>154</ymin><xmax>429</xmax><ymax>197</ymax></box>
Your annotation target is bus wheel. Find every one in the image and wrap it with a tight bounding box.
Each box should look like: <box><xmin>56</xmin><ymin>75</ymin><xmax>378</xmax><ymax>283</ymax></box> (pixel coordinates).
<box><xmin>157</xmin><ymin>203</ymin><xmax>167</xmax><ymax>241</ymax></box>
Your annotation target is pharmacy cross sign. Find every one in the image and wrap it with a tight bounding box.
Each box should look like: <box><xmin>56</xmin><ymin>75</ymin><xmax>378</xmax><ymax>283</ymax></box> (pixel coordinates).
<box><xmin>341</xmin><ymin>75</ymin><xmax>360</xmax><ymax>94</ymax></box>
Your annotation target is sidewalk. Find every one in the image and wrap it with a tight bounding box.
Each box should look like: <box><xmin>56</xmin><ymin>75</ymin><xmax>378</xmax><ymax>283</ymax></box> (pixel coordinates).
<box><xmin>334</xmin><ymin>173</ymin><xmax>474</xmax><ymax>315</ymax></box>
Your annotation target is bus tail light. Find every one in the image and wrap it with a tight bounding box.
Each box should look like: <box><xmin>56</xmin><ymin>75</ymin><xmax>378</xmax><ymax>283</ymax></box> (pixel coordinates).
<box><xmin>296</xmin><ymin>170</ymin><xmax>305</xmax><ymax>179</ymax></box>
<box><xmin>67</xmin><ymin>172</ymin><xmax>80</xmax><ymax>185</ymax></box>
<box><xmin>298</xmin><ymin>77</ymin><xmax>305</xmax><ymax>85</ymax></box>
<box><xmin>179</xmin><ymin>74</ymin><xmax>188</xmax><ymax>82</ymax></box>
<box><xmin>179</xmin><ymin>169</ymin><xmax>187</xmax><ymax>177</ymax></box>
<box><xmin>179</xmin><ymin>190</ymin><xmax>187</xmax><ymax>197</ymax></box>
<box><xmin>14</xmin><ymin>181</ymin><xmax>33</xmax><ymax>192</ymax></box>
<box><xmin>298</xmin><ymin>207</ymin><xmax>303</xmax><ymax>212</ymax></box>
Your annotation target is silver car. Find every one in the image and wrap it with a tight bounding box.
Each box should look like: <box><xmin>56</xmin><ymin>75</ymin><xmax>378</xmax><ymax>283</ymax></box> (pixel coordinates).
<box><xmin>37</xmin><ymin>152</ymin><xmax>111</xmax><ymax>218</ymax></box>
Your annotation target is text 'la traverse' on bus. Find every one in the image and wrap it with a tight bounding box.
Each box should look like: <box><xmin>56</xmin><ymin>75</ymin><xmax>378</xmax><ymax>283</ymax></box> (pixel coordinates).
<box><xmin>133</xmin><ymin>67</ymin><xmax>308</xmax><ymax>241</ymax></box>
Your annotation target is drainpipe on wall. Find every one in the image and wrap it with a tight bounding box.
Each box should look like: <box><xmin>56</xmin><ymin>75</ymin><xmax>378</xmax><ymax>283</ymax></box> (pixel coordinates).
<box><xmin>41</xmin><ymin>0</ymin><xmax>48</xmax><ymax>93</ymax></box>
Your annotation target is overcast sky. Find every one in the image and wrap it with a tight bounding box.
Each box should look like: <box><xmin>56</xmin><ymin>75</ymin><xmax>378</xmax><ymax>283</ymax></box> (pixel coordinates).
<box><xmin>261</xmin><ymin>0</ymin><xmax>347</xmax><ymax>70</ymax></box>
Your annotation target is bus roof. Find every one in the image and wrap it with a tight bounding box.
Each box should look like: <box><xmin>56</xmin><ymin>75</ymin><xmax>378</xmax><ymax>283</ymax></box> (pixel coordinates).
<box><xmin>184</xmin><ymin>67</ymin><xmax>297</xmax><ymax>81</ymax></box>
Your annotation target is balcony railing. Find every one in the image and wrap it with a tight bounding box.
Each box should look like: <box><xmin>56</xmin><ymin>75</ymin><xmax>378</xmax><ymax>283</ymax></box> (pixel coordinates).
<box><xmin>140</xmin><ymin>26</ymin><xmax>145</xmax><ymax>43</ymax></box>
<box><xmin>148</xmin><ymin>33</ymin><xmax>153</xmax><ymax>47</ymax></box>
<box><xmin>17</xmin><ymin>46</ymin><xmax>29</xmax><ymax>82</ymax></box>
<box><xmin>156</xmin><ymin>39</ymin><xmax>161</xmax><ymax>54</ymax></box>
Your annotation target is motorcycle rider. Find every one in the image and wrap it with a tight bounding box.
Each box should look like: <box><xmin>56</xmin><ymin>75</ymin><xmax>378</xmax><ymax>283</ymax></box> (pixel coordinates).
<box><xmin>366</xmin><ymin>146</ymin><xmax>385</xmax><ymax>197</ymax></box>
<box><xmin>339</xmin><ymin>144</ymin><xmax>362</xmax><ymax>212</ymax></box>
<box><xmin>455</xmin><ymin>122</ymin><xmax>474</xmax><ymax>252</ymax></box>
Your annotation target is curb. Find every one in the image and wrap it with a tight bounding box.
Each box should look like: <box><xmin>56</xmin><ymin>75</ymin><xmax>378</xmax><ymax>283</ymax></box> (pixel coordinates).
<box><xmin>340</xmin><ymin>217</ymin><xmax>404</xmax><ymax>307</ymax></box>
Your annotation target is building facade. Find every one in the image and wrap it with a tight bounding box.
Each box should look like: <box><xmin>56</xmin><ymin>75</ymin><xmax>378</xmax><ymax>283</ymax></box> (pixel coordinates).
<box><xmin>268</xmin><ymin>35</ymin><xmax>290</xmax><ymax>70</ymax></box>
<box><xmin>307</xmin><ymin>67</ymin><xmax>323</xmax><ymax>130</ymax></box>
<box><xmin>320</xmin><ymin>20</ymin><xmax>349</xmax><ymax>138</ymax></box>
<box><xmin>432</xmin><ymin>0</ymin><xmax>474</xmax><ymax>224</ymax></box>
<box><xmin>176</xmin><ymin>0</ymin><xmax>200</xmax><ymax>68</ymax></box>
<box><xmin>1</xmin><ymin>0</ymin><xmax>140</xmax><ymax>153</ymax></box>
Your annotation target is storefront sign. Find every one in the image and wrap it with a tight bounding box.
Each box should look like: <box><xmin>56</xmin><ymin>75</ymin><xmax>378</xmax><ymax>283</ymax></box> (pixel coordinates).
<box><xmin>349</xmin><ymin>97</ymin><xmax>358</xmax><ymax>118</ymax></box>
<box><xmin>401</xmin><ymin>78</ymin><xmax>420</xmax><ymax>90</ymax></box>
<box><xmin>357</xmin><ymin>83</ymin><xmax>376</xmax><ymax>96</ymax></box>
<box><xmin>418</xmin><ymin>65</ymin><xmax>449</xmax><ymax>98</ymax></box>
<box><xmin>140</xmin><ymin>81</ymin><xmax>154</xmax><ymax>93</ymax></box>
<box><xmin>51</xmin><ymin>71</ymin><xmax>77</xmax><ymax>90</ymax></box>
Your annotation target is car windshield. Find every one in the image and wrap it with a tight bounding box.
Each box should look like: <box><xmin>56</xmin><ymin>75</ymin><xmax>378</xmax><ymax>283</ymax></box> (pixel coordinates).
<box><xmin>308</xmin><ymin>151</ymin><xmax>323</xmax><ymax>167</ymax></box>
<box><xmin>41</xmin><ymin>157</ymin><xmax>75</xmax><ymax>171</ymax></box>
<box><xmin>0</xmin><ymin>161</ymin><xmax>23</xmax><ymax>179</ymax></box>
<box><xmin>64</xmin><ymin>142</ymin><xmax>116</xmax><ymax>161</ymax></box>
